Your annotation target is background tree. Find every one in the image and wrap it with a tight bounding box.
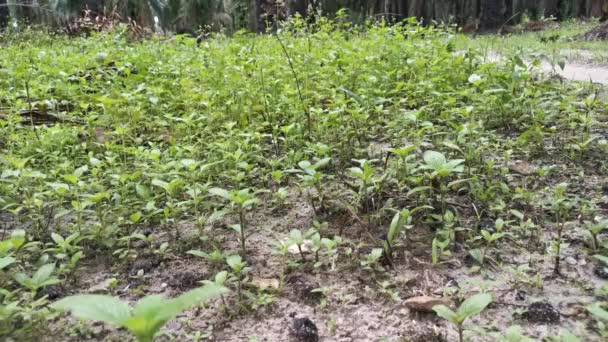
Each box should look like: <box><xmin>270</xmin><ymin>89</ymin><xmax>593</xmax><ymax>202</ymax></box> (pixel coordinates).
<box><xmin>1</xmin><ymin>0</ymin><xmax>607</xmax><ymax>32</ymax></box>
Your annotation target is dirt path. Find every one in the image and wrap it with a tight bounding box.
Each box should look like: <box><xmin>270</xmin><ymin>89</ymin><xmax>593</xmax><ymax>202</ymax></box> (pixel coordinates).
<box><xmin>546</xmin><ymin>62</ymin><xmax>608</xmax><ymax>84</ymax></box>
<box><xmin>485</xmin><ymin>51</ymin><xmax>608</xmax><ymax>85</ymax></box>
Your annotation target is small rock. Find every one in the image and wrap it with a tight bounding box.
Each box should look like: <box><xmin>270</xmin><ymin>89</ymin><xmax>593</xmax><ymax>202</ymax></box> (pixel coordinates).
<box><xmin>288</xmin><ymin>275</ymin><xmax>322</xmax><ymax>303</ymax></box>
<box><xmin>290</xmin><ymin>315</ymin><xmax>319</xmax><ymax>342</ymax></box>
<box><xmin>167</xmin><ymin>270</ymin><xmax>201</xmax><ymax>290</ymax></box>
<box><xmin>36</xmin><ymin>285</ymin><xmax>64</xmax><ymax>300</ymax></box>
<box><xmin>560</xmin><ymin>303</ymin><xmax>583</xmax><ymax>317</ymax></box>
<box><xmin>404</xmin><ymin>296</ymin><xmax>453</xmax><ymax>313</ymax></box>
<box><xmin>525</xmin><ymin>302</ymin><xmax>560</xmax><ymax>323</ymax></box>
<box><xmin>130</xmin><ymin>257</ymin><xmax>160</xmax><ymax>274</ymax></box>
<box><xmin>565</xmin><ymin>257</ymin><xmax>577</xmax><ymax>266</ymax></box>
<box><xmin>287</xmin><ymin>239</ymin><xmax>313</xmax><ymax>255</ymax></box>
<box><xmin>513</xmin><ymin>254</ymin><xmax>530</xmax><ymax>264</ymax></box>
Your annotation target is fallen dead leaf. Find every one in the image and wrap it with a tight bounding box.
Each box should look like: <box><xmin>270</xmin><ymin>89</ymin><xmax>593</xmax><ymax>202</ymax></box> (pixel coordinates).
<box><xmin>404</xmin><ymin>295</ymin><xmax>453</xmax><ymax>313</ymax></box>
<box><xmin>87</xmin><ymin>278</ymin><xmax>116</xmax><ymax>294</ymax></box>
<box><xmin>251</xmin><ymin>277</ymin><xmax>280</xmax><ymax>290</ymax></box>
<box><xmin>508</xmin><ymin>161</ymin><xmax>537</xmax><ymax>175</ymax></box>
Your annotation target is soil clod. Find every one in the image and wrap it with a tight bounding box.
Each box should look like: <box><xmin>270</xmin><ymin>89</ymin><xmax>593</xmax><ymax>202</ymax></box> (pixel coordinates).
<box><xmin>167</xmin><ymin>270</ymin><xmax>203</xmax><ymax>290</ymax></box>
<box><xmin>290</xmin><ymin>315</ymin><xmax>319</xmax><ymax>342</ymax></box>
<box><xmin>524</xmin><ymin>301</ymin><xmax>561</xmax><ymax>324</ymax></box>
<box><xmin>287</xmin><ymin>275</ymin><xmax>322</xmax><ymax>304</ymax></box>
<box><xmin>594</xmin><ymin>264</ymin><xmax>608</xmax><ymax>279</ymax></box>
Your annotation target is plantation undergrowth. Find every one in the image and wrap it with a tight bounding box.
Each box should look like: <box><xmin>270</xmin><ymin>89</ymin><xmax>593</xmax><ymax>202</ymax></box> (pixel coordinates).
<box><xmin>1</xmin><ymin>18</ymin><xmax>608</xmax><ymax>341</ymax></box>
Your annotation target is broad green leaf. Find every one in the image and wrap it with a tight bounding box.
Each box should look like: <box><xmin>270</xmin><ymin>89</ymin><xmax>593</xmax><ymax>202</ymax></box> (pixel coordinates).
<box><xmin>558</xmin><ymin>330</ymin><xmax>581</xmax><ymax>342</ymax></box>
<box><xmin>51</xmin><ymin>233</ymin><xmax>64</xmax><ymax>244</ymax></box>
<box><xmin>62</xmin><ymin>174</ymin><xmax>78</xmax><ymax>185</ymax></box>
<box><xmin>423</xmin><ymin>150</ymin><xmax>446</xmax><ymax>170</ymax></box>
<box><xmin>151</xmin><ymin>179</ymin><xmax>168</xmax><ymax>189</ymax></box>
<box><xmin>209</xmin><ymin>187</ymin><xmax>231</xmax><ymax>201</ymax></box>
<box><xmin>187</xmin><ymin>250</ymin><xmax>208</xmax><ymax>258</ymax></box>
<box><xmin>214</xmin><ymin>271</ymin><xmax>228</xmax><ymax>285</ymax></box>
<box><xmin>289</xmin><ymin>229</ymin><xmax>303</xmax><ymax>243</ymax></box>
<box><xmin>387</xmin><ymin>211</ymin><xmax>409</xmax><ymax>245</ymax></box>
<box><xmin>14</xmin><ymin>273</ymin><xmax>31</xmax><ymax>288</ymax></box>
<box><xmin>180</xmin><ymin>159</ymin><xmax>197</xmax><ymax>168</ymax></box>
<box><xmin>170</xmin><ymin>283</ymin><xmax>228</xmax><ymax>315</ymax></box>
<box><xmin>32</xmin><ymin>264</ymin><xmax>56</xmax><ymax>283</ymax></box>
<box><xmin>442</xmin><ymin>141</ymin><xmax>464</xmax><ymax>154</ymax></box>
<box><xmin>127</xmin><ymin>283</ymin><xmax>228</xmax><ymax>340</ymax></box>
<box><xmin>52</xmin><ymin>295</ymin><xmax>131</xmax><ymax>326</ymax></box>
<box><xmin>457</xmin><ymin>293</ymin><xmax>492</xmax><ymax>322</ymax></box>
<box><xmin>348</xmin><ymin>167</ymin><xmax>364</xmax><ymax>178</ymax></box>
<box><xmin>226</xmin><ymin>255</ymin><xmax>244</xmax><ymax>270</ymax></box>
<box><xmin>126</xmin><ymin>295</ymin><xmax>167</xmax><ymax>340</ymax></box>
<box><xmin>298</xmin><ymin>161</ymin><xmax>312</xmax><ymax>170</ymax></box>
<box><xmin>593</xmin><ymin>254</ymin><xmax>608</xmax><ymax>266</ymax></box>
<box><xmin>130</xmin><ymin>212</ymin><xmax>142</xmax><ymax>223</ymax></box>
<box><xmin>242</xmin><ymin>198</ymin><xmax>259</xmax><ymax>209</ymax></box>
<box><xmin>406</xmin><ymin>186</ymin><xmax>432</xmax><ymax>197</ymax></box>
<box><xmin>0</xmin><ymin>256</ymin><xmax>15</xmax><ymax>270</ymax></box>
<box><xmin>0</xmin><ymin>241</ymin><xmax>14</xmax><ymax>257</ymax></box>
<box><xmin>136</xmin><ymin>184</ymin><xmax>152</xmax><ymax>199</ymax></box>
<box><xmin>7</xmin><ymin>229</ymin><xmax>26</xmax><ymax>251</ymax></box>
<box><xmin>432</xmin><ymin>305</ymin><xmax>459</xmax><ymax>323</ymax></box>
<box><xmin>503</xmin><ymin>325</ymin><xmax>535</xmax><ymax>342</ymax></box>
<box><xmin>587</xmin><ymin>303</ymin><xmax>608</xmax><ymax>321</ymax></box>
<box><xmin>313</xmin><ymin>158</ymin><xmax>331</xmax><ymax>170</ymax></box>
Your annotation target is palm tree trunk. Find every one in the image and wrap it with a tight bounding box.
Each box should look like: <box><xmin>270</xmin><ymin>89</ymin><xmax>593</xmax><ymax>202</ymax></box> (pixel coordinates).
<box><xmin>0</xmin><ymin>0</ymin><xmax>8</xmax><ymax>28</ymax></box>
<box><xmin>249</xmin><ymin>0</ymin><xmax>260</xmax><ymax>32</ymax></box>
<box><xmin>481</xmin><ymin>0</ymin><xmax>504</xmax><ymax>29</ymax></box>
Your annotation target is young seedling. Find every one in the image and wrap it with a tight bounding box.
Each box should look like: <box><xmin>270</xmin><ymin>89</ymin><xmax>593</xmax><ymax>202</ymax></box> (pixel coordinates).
<box><xmin>308</xmin><ymin>230</ymin><xmax>322</xmax><ymax>265</ymax></box>
<box><xmin>188</xmin><ymin>248</ymin><xmax>226</xmax><ymax>269</ymax></box>
<box><xmin>226</xmin><ymin>255</ymin><xmax>250</xmax><ymax>305</ymax></box>
<box><xmin>294</xmin><ymin>158</ymin><xmax>331</xmax><ymax>214</ymax></box>
<box><xmin>383</xmin><ymin>209</ymin><xmax>412</xmax><ymax>266</ymax></box>
<box><xmin>14</xmin><ymin>263</ymin><xmax>61</xmax><ymax>295</ymax></box>
<box><xmin>586</xmin><ymin>303</ymin><xmax>608</xmax><ymax>337</ymax></box>
<box><xmin>498</xmin><ymin>325</ymin><xmax>535</xmax><ymax>342</ymax></box>
<box><xmin>0</xmin><ymin>230</ymin><xmax>26</xmax><ymax>270</ymax></box>
<box><xmin>201</xmin><ymin>271</ymin><xmax>230</xmax><ymax>312</ymax></box>
<box><xmin>348</xmin><ymin>159</ymin><xmax>383</xmax><ymax>213</ymax></box>
<box><xmin>433</xmin><ymin>293</ymin><xmax>492</xmax><ymax>342</ymax></box>
<box><xmin>52</xmin><ymin>283</ymin><xmax>228</xmax><ymax>342</ymax></box>
<box><xmin>419</xmin><ymin>150</ymin><xmax>465</xmax><ymax>217</ymax></box>
<box><xmin>584</xmin><ymin>220</ymin><xmax>608</xmax><ymax>251</ymax></box>
<box><xmin>287</xmin><ymin>229</ymin><xmax>308</xmax><ymax>262</ymax></box>
<box><xmin>209</xmin><ymin>188</ymin><xmax>259</xmax><ymax>257</ymax></box>
<box><xmin>360</xmin><ymin>248</ymin><xmax>384</xmax><ymax>270</ymax></box>
<box><xmin>152</xmin><ymin>178</ymin><xmax>185</xmax><ymax>241</ymax></box>
<box><xmin>548</xmin><ymin>183</ymin><xmax>575</xmax><ymax>276</ymax></box>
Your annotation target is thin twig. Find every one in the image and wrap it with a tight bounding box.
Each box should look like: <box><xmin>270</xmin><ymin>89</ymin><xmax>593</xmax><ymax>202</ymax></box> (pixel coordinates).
<box><xmin>25</xmin><ymin>81</ymin><xmax>40</xmax><ymax>141</ymax></box>
<box><xmin>274</xmin><ymin>32</ymin><xmax>311</xmax><ymax>136</ymax></box>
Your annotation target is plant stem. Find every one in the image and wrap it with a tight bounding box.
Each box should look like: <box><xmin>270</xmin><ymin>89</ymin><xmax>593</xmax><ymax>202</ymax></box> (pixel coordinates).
<box><xmin>239</xmin><ymin>210</ymin><xmax>247</xmax><ymax>256</ymax></box>
<box><xmin>297</xmin><ymin>244</ymin><xmax>306</xmax><ymax>262</ymax></box>
<box><xmin>554</xmin><ymin>212</ymin><xmax>563</xmax><ymax>276</ymax></box>
<box><xmin>458</xmin><ymin>324</ymin><xmax>464</xmax><ymax>342</ymax></box>
<box><xmin>274</xmin><ymin>32</ymin><xmax>311</xmax><ymax>137</ymax></box>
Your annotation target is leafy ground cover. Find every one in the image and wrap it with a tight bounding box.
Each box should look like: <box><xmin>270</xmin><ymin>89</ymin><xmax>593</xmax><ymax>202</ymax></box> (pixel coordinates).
<box><xmin>1</xmin><ymin>18</ymin><xmax>608</xmax><ymax>341</ymax></box>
